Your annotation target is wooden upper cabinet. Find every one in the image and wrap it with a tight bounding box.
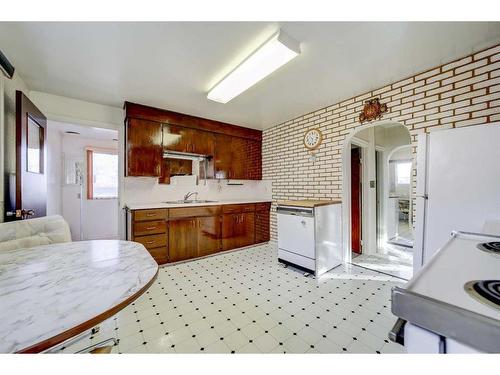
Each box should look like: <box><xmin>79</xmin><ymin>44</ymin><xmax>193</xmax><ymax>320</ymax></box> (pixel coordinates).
<box><xmin>214</xmin><ymin>135</ymin><xmax>262</xmax><ymax>180</ymax></box>
<box><xmin>214</xmin><ymin>133</ymin><xmax>233</xmax><ymax>179</ymax></box>
<box><xmin>126</xmin><ymin>118</ymin><xmax>163</xmax><ymax>177</ymax></box>
<box><xmin>163</xmin><ymin>124</ymin><xmax>215</xmax><ymax>156</ymax></box>
<box><xmin>124</xmin><ymin>102</ymin><xmax>262</xmax><ymax>180</ymax></box>
<box><xmin>230</xmin><ymin>136</ymin><xmax>247</xmax><ymax>180</ymax></box>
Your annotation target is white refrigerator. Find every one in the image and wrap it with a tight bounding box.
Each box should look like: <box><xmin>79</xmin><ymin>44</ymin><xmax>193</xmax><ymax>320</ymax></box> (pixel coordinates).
<box><xmin>414</xmin><ymin>122</ymin><xmax>500</xmax><ymax>273</ymax></box>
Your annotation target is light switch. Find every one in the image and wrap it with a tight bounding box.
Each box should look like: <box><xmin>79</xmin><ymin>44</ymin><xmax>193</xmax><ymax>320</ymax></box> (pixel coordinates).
<box><xmin>370</xmin><ymin>180</ymin><xmax>376</xmax><ymax>188</ymax></box>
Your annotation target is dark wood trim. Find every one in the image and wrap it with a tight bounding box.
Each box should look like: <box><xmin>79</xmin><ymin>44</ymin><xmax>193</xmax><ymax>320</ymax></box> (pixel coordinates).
<box><xmin>14</xmin><ymin>90</ymin><xmax>48</xmax><ymax>219</ymax></box>
<box><xmin>16</xmin><ymin>267</ymin><xmax>158</xmax><ymax>353</ymax></box>
<box><xmin>124</xmin><ymin>101</ymin><xmax>262</xmax><ymax>141</ymax></box>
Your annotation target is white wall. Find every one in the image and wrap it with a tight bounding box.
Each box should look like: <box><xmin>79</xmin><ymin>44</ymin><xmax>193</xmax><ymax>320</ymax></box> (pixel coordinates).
<box><xmin>30</xmin><ymin>91</ymin><xmax>123</xmax><ymax>130</ymax></box>
<box><xmin>61</xmin><ymin>133</ymin><xmax>119</xmax><ymax>241</ymax></box>
<box><xmin>46</xmin><ymin>123</ymin><xmax>63</xmax><ymax>215</ymax></box>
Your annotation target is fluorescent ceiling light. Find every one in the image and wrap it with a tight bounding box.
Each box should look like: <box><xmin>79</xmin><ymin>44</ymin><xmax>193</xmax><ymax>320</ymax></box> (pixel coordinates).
<box><xmin>207</xmin><ymin>29</ymin><xmax>301</xmax><ymax>104</ymax></box>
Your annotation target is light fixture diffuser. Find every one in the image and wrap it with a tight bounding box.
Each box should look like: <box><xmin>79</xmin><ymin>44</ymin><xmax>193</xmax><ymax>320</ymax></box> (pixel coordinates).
<box><xmin>207</xmin><ymin>29</ymin><xmax>301</xmax><ymax>104</ymax></box>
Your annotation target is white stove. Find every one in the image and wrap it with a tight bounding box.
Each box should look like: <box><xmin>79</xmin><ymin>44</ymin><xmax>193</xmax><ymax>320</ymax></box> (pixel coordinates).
<box><xmin>391</xmin><ymin>231</ymin><xmax>500</xmax><ymax>353</ymax></box>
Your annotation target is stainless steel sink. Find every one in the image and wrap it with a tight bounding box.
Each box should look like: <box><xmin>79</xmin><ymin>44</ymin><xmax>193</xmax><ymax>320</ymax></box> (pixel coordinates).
<box><xmin>162</xmin><ymin>199</ymin><xmax>218</xmax><ymax>204</ymax></box>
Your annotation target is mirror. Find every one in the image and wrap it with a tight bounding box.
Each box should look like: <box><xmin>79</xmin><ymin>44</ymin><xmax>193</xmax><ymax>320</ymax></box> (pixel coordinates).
<box><xmin>27</xmin><ymin>116</ymin><xmax>43</xmax><ymax>173</ymax></box>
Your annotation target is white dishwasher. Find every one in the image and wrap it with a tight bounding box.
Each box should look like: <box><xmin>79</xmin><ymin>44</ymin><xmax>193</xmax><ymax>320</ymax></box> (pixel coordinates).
<box><xmin>277</xmin><ymin>201</ymin><xmax>342</xmax><ymax>276</ymax></box>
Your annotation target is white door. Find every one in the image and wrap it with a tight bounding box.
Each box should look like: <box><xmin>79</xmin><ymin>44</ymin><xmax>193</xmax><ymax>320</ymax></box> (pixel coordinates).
<box><xmin>414</xmin><ymin>123</ymin><xmax>500</xmax><ymax>271</ymax></box>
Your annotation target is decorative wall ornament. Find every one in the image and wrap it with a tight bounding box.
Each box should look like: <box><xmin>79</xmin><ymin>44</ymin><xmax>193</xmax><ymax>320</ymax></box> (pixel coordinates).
<box><xmin>303</xmin><ymin>128</ymin><xmax>323</xmax><ymax>163</ymax></box>
<box><xmin>359</xmin><ymin>98</ymin><xmax>388</xmax><ymax>123</ymax></box>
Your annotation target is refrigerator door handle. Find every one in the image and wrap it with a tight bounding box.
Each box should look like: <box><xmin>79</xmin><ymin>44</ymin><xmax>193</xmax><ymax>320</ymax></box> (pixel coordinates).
<box><xmin>416</xmin><ymin>194</ymin><xmax>428</xmax><ymax>199</ymax></box>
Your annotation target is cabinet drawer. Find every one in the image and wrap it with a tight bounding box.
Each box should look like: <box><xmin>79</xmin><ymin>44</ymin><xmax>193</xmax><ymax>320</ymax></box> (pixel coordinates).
<box><xmin>133</xmin><ymin>208</ymin><xmax>168</xmax><ymax>222</ymax></box>
<box><xmin>169</xmin><ymin>206</ymin><xmax>221</xmax><ymax>218</ymax></box>
<box><xmin>222</xmin><ymin>203</ymin><xmax>255</xmax><ymax>214</ymax></box>
<box><xmin>133</xmin><ymin>220</ymin><xmax>167</xmax><ymax>236</ymax></box>
<box><xmin>134</xmin><ymin>233</ymin><xmax>167</xmax><ymax>249</ymax></box>
<box><xmin>147</xmin><ymin>246</ymin><xmax>168</xmax><ymax>265</ymax></box>
<box><xmin>255</xmin><ymin>202</ymin><xmax>271</xmax><ymax>212</ymax></box>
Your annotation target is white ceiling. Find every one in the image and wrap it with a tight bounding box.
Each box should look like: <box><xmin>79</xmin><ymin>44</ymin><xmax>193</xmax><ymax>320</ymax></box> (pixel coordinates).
<box><xmin>49</xmin><ymin>121</ymin><xmax>119</xmax><ymax>141</ymax></box>
<box><xmin>1</xmin><ymin>22</ymin><xmax>499</xmax><ymax>130</ymax></box>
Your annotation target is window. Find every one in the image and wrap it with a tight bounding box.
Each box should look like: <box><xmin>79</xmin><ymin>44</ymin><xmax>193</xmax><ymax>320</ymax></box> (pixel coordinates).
<box><xmin>87</xmin><ymin>149</ymin><xmax>118</xmax><ymax>199</ymax></box>
<box><xmin>396</xmin><ymin>161</ymin><xmax>411</xmax><ymax>185</ymax></box>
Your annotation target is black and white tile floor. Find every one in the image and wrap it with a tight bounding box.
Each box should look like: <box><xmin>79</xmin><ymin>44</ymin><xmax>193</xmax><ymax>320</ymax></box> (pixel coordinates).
<box><xmin>64</xmin><ymin>242</ymin><xmax>406</xmax><ymax>354</ymax></box>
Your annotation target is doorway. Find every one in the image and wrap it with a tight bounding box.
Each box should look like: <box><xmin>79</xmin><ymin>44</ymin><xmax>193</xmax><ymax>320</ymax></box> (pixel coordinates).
<box><xmin>46</xmin><ymin>121</ymin><xmax>119</xmax><ymax>240</ymax></box>
<box><xmin>351</xmin><ymin>146</ymin><xmax>362</xmax><ymax>255</ymax></box>
<box><xmin>345</xmin><ymin>123</ymin><xmax>413</xmax><ymax>280</ymax></box>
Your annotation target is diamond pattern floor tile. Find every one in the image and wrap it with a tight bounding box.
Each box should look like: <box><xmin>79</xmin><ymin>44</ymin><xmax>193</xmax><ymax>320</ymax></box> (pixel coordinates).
<box><xmin>62</xmin><ymin>242</ymin><xmax>405</xmax><ymax>354</ymax></box>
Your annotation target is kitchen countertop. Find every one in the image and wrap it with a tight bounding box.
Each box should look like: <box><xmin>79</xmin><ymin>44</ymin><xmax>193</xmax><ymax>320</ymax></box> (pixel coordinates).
<box><xmin>277</xmin><ymin>199</ymin><xmax>342</xmax><ymax>208</ymax></box>
<box><xmin>126</xmin><ymin>199</ymin><xmax>272</xmax><ymax>210</ymax></box>
<box><xmin>0</xmin><ymin>240</ymin><xmax>158</xmax><ymax>353</ymax></box>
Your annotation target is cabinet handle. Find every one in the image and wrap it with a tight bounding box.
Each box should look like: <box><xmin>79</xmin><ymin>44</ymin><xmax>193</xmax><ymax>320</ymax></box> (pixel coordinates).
<box><xmin>146</xmin><ymin>240</ymin><xmax>155</xmax><ymax>245</ymax></box>
<box><xmin>146</xmin><ymin>226</ymin><xmax>157</xmax><ymax>230</ymax></box>
<box><xmin>146</xmin><ymin>213</ymin><xmax>156</xmax><ymax>217</ymax></box>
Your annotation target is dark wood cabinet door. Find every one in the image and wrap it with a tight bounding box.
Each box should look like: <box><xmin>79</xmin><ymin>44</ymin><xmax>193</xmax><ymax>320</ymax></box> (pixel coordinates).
<box><xmin>192</xmin><ymin>130</ymin><xmax>215</xmax><ymax>156</ymax></box>
<box><xmin>168</xmin><ymin>218</ymin><xmax>198</xmax><ymax>262</ymax></box>
<box><xmin>246</xmin><ymin>139</ymin><xmax>262</xmax><ymax>180</ymax></box>
<box><xmin>197</xmin><ymin>216</ymin><xmax>221</xmax><ymax>257</ymax></box>
<box><xmin>239</xmin><ymin>212</ymin><xmax>255</xmax><ymax>247</ymax></box>
<box><xmin>214</xmin><ymin>134</ymin><xmax>233</xmax><ymax>179</ymax></box>
<box><xmin>163</xmin><ymin>124</ymin><xmax>193</xmax><ymax>152</ymax></box>
<box><xmin>255</xmin><ymin>210</ymin><xmax>270</xmax><ymax>243</ymax></box>
<box><xmin>230</xmin><ymin>136</ymin><xmax>247</xmax><ymax>179</ymax></box>
<box><xmin>126</xmin><ymin>118</ymin><xmax>162</xmax><ymax>176</ymax></box>
<box><xmin>222</xmin><ymin>213</ymin><xmax>237</xmax><ymax>251</ymax></box>
<box><xmin>222</xmin><ymin>212</ymin><xmax>255</xmax><ymax>250</ymax></box>
<box><xmin>163</xmin><ymin>124</ymin><xmax>215</xmax><ymax>156</ymax></box>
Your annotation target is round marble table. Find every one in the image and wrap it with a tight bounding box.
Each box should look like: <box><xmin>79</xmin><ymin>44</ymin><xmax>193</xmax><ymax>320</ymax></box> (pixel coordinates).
<box><xmin>0</xmin><ymin>240</ymin><xmax>158</xmax><ymax>353</ymax></box>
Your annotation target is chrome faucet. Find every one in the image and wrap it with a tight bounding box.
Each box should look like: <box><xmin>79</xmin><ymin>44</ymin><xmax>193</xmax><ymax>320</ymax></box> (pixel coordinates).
<box><xmin>183</xmin><ymin>191</ymin><xmax>198</xmax><ymax>201</ymax></box>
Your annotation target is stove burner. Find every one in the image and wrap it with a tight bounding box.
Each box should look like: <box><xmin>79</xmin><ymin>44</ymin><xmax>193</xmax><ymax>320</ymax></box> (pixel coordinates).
<box><xmin>476</xmin><ymin>242</ymin><xmax>500</xmax><ymax>255</ymax></box>
<box><xmin>464</xmin><ymin>280</ymin><xmax>500</xmax><ymax>310</ymax></box>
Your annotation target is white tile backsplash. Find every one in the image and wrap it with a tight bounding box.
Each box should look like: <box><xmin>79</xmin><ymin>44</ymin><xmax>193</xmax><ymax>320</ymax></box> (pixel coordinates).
<box><xmin>122</xmin><ymin>177</ymin><xmax>272</xmax><ymax>205</ymax></box>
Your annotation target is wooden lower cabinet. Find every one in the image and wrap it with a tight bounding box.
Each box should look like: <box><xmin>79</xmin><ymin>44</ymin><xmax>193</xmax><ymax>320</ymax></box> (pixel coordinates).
<box><xmin>131</xmin><ymin>208</ymin><xmax>169</xmax><ymax>264</ymax></box>
<box><xmin>222</xmin><ymin>212</ymin><xmax>255</xmax><ymax>251</ymax></box>
<box><xmin>197</xmin><ymin>216</ymin><xmax>222</xmax><ymax>257</ymax></box>
<box><xmin>130</xmin><ymin>203</ymin><xmax>270</xmax><ymax>264</ymax></box>
<box><xmin>169</xmin><ymin>215</ymin><xmax>222</xmax><ymax>261</ymax></box>
<box><xmin>255</xmin><ymin>210</ymin><xmax>270</xmax><ymax>243</ymax></box>
<box><xmin>168</xmin><ymin>218</ymin><xmax>198</xmax><ymax>262</ymax></box>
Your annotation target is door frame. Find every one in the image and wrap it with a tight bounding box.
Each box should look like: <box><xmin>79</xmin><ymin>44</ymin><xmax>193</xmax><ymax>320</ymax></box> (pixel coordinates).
<box><xmin>350</xmin><ymin>144</ymin><xmax>363</xmax><ymax>254</ymax></box>
<box><xmin>341</xmin><ymin>120</ymin><xmax>408</xmax><ymax>264</ymax></box>
<box><xmin>386</xmin><ymin>144</ymin><xmax>414</xmax><ymax>240</ymax></box>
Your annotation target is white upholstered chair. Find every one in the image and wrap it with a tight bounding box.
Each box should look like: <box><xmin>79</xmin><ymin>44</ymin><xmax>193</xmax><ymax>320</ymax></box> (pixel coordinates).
<box><xmin>0</xmin><ymin>215</ymin><xmax>72</xmax><ymax>252</ymax></box>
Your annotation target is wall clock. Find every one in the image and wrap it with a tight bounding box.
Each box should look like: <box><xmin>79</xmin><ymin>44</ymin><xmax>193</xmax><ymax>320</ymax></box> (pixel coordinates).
<box><xmin>303</xmin><ymin>128</ymin><xmax>323</xmax><ymax>150</ymax></box>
